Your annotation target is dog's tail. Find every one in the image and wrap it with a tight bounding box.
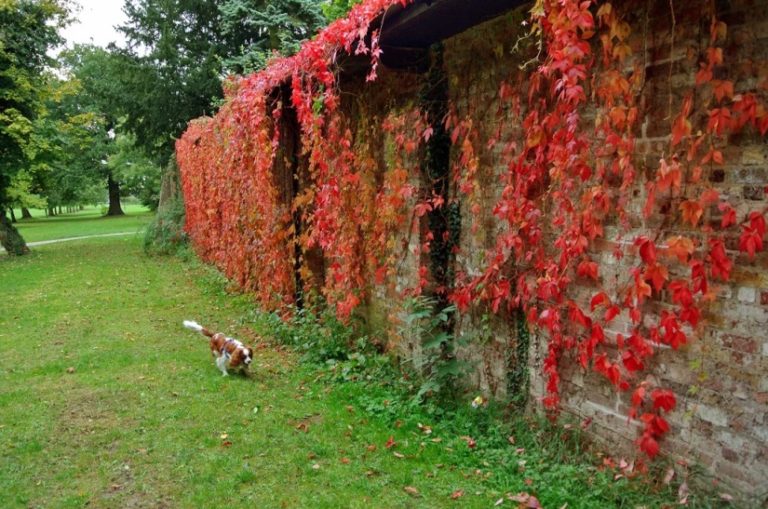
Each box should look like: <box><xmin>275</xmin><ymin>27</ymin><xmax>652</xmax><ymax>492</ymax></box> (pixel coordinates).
<box><xmin>183</xmin><ymin>320</ymin><xmax>213</xmax><ymax>337</ymax></box>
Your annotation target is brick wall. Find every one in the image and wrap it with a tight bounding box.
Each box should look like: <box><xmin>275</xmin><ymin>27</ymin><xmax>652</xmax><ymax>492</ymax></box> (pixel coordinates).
<box><xmin>435</xmin><ymin>0</ymin><xmax>767</xmax><ymax>497</ymax></box>
<box><xmin>180</xmin><ymin>0</ymin><xmax>767</xmax><ymax>498</ymax></box>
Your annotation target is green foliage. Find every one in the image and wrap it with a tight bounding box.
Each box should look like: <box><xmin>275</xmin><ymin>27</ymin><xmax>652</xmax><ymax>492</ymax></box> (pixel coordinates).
<box><xmin>6</xmin><ymin>170</ymin><xmax>45</xmax><ymax>210</ymax></box>
<box><xmin>507</xmin><ymin>308</ymin><xmax>531</xmax><ymax>406</ymax></box>
<box><xmin>110</xmin><ymin>0</ymin><xmax>330</xmax><ymax>161</ymax></box>
<box><xmin>109</xmin><ymin>133</ymin><xmax>161</xmax><ymax>210</ymax></box>
<box><xmin>321</xmin><ymin>0</ymin><xmax>361</xmax><ymax>21</ymax></box>
<box><xmin>252</xmin><ymin>302</ymin><xmax>356</xmax><ymax>365</ymax></box>
<box><xmin>143</xmin><ymin>197</ymin><xmax>187</xmax><ymax>255</ymax></box>
<box><xmin>219</xmin><ymin>0</ymin><xmax>326</xmax><ymax>75</ymax></box>
<box><xmin>400</xmin><ymin>295</ymin><xmax>468</xmax><ymax>408</ymax></box>
<box><xmin>0</xmin><ymin>0</ymin><xmax>68</xmax><ymax>213</ymax></box>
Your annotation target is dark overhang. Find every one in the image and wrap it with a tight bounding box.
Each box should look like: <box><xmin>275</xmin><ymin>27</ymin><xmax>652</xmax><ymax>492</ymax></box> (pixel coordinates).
<box><xmin>376</xmin><ymin>0</ymin><xmax>528</xmax><ymax>70</ymax></box>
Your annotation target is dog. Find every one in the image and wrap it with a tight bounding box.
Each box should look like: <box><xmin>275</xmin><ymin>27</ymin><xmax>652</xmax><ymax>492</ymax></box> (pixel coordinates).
<box><xmin>183</xmin><ymin>320</ymin><xmax>253</xmax><ymax>376</ymax></box>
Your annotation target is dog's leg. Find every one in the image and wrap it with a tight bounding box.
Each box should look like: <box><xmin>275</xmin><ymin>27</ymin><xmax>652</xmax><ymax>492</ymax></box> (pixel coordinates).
<box><xmin>215</xmin><ymin>355</ymin><xmax>229</xmax><ymax>376</ymax></box>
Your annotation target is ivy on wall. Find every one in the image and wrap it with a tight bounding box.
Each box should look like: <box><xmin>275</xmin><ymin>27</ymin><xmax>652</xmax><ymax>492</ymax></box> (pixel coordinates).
<box><xmin>177</xmin><ymin>0</ymin><xmax>768</xmax><ymax>457</ymax></box>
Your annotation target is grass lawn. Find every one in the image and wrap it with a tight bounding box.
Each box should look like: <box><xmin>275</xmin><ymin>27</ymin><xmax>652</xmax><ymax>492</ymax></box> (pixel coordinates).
<box><xmin>0</xmin><ymin>234</ymin><xmax>719</xmax><ymax>508</ymax></box>
<box><xmin>11</xmin><ymin>204</ymin><xmax>152</xmax><ymax>244</ymax></box>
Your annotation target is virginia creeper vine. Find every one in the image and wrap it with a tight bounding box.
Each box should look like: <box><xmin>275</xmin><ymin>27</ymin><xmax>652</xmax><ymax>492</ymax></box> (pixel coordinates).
<box><xmin>177</xmin><ymin>0</ymin><xmax>768</xmax><ymax>458</ymax></box>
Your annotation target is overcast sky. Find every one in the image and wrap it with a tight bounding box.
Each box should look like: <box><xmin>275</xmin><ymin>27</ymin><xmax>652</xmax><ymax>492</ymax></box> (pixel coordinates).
<box><xmin>61</xmin><ymin>0</ymin><xmax>127</xmax><ymax>49</ymax></box>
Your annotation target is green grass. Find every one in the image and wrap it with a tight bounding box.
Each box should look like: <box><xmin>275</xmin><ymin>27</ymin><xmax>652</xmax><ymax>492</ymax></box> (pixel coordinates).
<box><xmin>0</xmin><ymin>234</ymin><xmax>729</xmax><ymax>508</ymax></box>
<box><xmin>11</xmin><ymin>204</ymin><xmax>152</xmax><ymax>243</ymax></box>
<box><xmin>0</xmin><ymin>238</ymin><xmax>501</xmax><ymax>508</ymax></box>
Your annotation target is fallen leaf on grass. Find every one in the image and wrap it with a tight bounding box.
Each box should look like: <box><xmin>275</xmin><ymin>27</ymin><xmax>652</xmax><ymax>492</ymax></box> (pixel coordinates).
<box><xmin>450</xmin><ymin>489</ymin><xmax>464</xmax><ymax>500</ymax></box>
<box><xmin>403</xmin><ymin>486</ymin><xmax>420</xmax><ymax>497</ymax></box>
<box><xmin>393</xmin><ymin>452</ymin><xmax>405</xmax><ymax>459</ymax></box>
<box><xmin>460</xmin><ymin>436</ymin><xmax>476</xmax><ymax>448</ymax></box>
<box><xmin>66</xmin><ymin>367</ymin><xmax>75</xmax><ymax>374</ymax></box>
<box><xmin>340</xmin><ymin>457</ymin><xmax>350</xmax><ymax>464</ymax></box>
<box><xmin>295</xmin><ymin>422</ymin><xmax>309</xmax><ymax>433</ymax></box>
<box><xmin>418</xmin><ymin>423</ymin><xmax>432</xmax><ymax>435</ymax></box>
<box><xmin>663</xmin><ymin>467</ymin><xmax>675</xmax><ymax>485</ymax></box>
<box><xmin>719</xmin><ymin>493</ymin><xmax>734</xmax><ymax>502</ymax></box>
<box><xmin>507</xmin><ymin>436</ymin><xmax>515</xmax><ymax>445</ymax></box>
<box><xmin>311</xmin><ymin>463</ymin><xmax>320</xmax><ymax>470</ymax></box>
<box><xmin>678</xmin><ymin>481</ymin><xmax>689</xmax><ymax>504</ymax></box>
<box><xmin>385</xmin><ymin>436</ymin><xmax>396</xmax><ymax>449</ymax></box>
<box><xmin>508</xmin><ymin>492</ymin><xmax>541</xmax><ymax>508</ymax></box>
<box><xmin>495</xmin><ymin>498</ymin><xmax>504</xmax><ymax>506</ymax></box>
<box><xmin>221</xmin><ymin>441</ymin><xmax>232</xmax><ymax>447</ymax></box>
<box><xmin>220</xmin><ymin>433</ymin><xmax>229</xmax><ymax>440</ymax></box>
<box><xmin>366</xmin><ymin>444</ymin><xmax>377</xmax><ymax>452</ymax></box>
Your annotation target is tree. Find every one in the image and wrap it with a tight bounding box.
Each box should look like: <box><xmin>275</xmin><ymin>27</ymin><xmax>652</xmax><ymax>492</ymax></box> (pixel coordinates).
<box><xmin>321</xmin><ymin>0</ymin><xmax>360</xmax><ymax>22</ymax></box>
<box><xmin>108</xmin><ymin>133</ymin><xmax>161</xmax><ymax>210</ymax></box>
<box><xmin>219</xmin><ymin>0</ymin><xmax>326</xmax><ymax>74</ymax></box>
<box><xmin>114</xmin><ymin>0</ymin><xmax>326</xmax><ymax>162</ymax></box>
<box><xmin>0</xmin><ymin>0</ymin><xmax>69</xmax><ymax>254</ymax></box>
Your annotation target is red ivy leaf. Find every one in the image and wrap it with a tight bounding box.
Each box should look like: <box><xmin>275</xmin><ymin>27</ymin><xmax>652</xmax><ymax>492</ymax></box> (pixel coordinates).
<box><xmin>590</xmin><ymin>291</ymin><xmax>610</xmax><ymax>311</ymax></box>
<box><xmin>638</xmin><ymin>433</ymin><xmax>660</xmax><ymax>458</ymax></box>
<box><xmin>634</xmin><ymin>236</ymin><xmax>657</xmax><ymax>264</ymax></box>
<box><xmin>651</xmin><ymin>389</ymin><xmax>676</xmax><ymax>412</ymax></box>
<box><xmin>718</xmin><ymin>202</ymin><xmax>737</xmax><ymax>228</ymax></box>
<box><xmin>577</xmin><ymin>260</ymin><xmax>599</xmax><ymax>280</ymax></box>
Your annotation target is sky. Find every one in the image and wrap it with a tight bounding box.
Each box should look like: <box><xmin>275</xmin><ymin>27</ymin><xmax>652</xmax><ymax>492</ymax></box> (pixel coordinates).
<box><xmin>61</xmin><ymin>0</ymin><xmax>128</xmax><ymax>49</ymax></box>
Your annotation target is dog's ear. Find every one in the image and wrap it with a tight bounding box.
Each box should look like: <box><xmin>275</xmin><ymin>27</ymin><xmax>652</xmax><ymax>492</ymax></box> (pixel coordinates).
<box><xmin>229</xmin><ymin>348</ymin><xmax>243</xmax><ymax>367</ymax></box>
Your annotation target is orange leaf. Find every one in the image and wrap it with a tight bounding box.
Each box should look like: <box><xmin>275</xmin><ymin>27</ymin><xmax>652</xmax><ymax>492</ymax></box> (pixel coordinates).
<box><xmin>665</xmin><ymin>236</ymin><xmax>695</xmax><ymax>263</ymax></box>
<box><xmin>403</xmin><ymin>486</ymin><xmax>420</xmax><ymax>497</ymax></box>
<box><xmin>712</xmin><ymin>80</ymin><xmax>734</xmax><ymax>103</ymax></box>
<box><xmin>679</xmin><ymin>200</ymin><xmax>703</xmax><ymax>227</ymax></box>
<box><xmin>644</xmin><ymin>262</ymin><xmax>669</xmax><ymax>292</ymax></box>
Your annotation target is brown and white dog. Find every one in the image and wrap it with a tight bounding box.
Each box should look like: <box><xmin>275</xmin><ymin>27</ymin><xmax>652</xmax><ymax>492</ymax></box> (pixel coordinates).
<box><xmin>183</xmin><ymin>320</ymin><xmax>253</xmax><ymax>376</ymax></box>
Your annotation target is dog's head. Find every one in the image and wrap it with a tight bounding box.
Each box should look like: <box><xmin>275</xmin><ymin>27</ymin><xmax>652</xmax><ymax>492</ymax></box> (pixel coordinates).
<box><xmin>242</xmin><ymin>348</ymin><xmax>253</xmax><ymax>367</ymax></box>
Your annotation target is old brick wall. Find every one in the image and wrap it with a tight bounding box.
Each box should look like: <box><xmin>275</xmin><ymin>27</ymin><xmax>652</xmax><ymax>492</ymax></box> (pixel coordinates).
<box><xmin>335</xmin><ymin>66</ymin><xmax>427</xmax><ymax>355</ymax></box>
<box><xmin>434</xmin><ymin>0</ymin><xmax>767</xmax><ymax>497</ymax></box>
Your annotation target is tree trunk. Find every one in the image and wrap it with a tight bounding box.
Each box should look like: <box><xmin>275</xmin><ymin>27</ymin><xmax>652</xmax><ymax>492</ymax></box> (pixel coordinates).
<box><xmin>21</xmin><ymin>207</ymin><xmax>32</xmax><ymax>219</ymax></box>
<box><xmin>10</xmin><ymin>208</ymin><xmax>17</xmax><ymax>223</ymax></box>
<box><xmin>0</xmin><ymin>209</ymin><xmax>30</xmax><ymax>255</ymax></box>
<box><xmin>106</xmin><ymin>173</ymin><xmax>124</xmax><ymax>216</ymax></box>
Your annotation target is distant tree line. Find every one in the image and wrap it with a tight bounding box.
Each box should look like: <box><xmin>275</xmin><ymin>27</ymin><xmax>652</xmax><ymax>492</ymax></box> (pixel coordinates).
<box><xmin>1</xmin><ymin>0</ymin><xmax>357</xmax><ymax>255</ymax></box>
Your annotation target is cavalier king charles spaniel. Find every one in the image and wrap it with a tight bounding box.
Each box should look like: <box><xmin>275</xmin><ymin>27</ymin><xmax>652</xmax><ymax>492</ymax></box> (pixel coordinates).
<box><xmin>183</xmin><ymin>320</ymin><xmax>253</xmax><ymax>376</ymax></box>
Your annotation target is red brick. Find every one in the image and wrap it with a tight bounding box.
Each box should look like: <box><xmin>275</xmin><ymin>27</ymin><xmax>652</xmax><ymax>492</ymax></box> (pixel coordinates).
<box><xmin>722</xmin><ymin>447</ymin><xmax>740</xmax><ymax>462</ymax></box>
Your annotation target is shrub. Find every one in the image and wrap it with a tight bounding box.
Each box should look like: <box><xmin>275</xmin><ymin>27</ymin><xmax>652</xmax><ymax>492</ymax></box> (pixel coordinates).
<box><xmin>143</xmin><ymin>197</ymin><xmax>187</xmax><ymax>255</ymax></box>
